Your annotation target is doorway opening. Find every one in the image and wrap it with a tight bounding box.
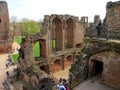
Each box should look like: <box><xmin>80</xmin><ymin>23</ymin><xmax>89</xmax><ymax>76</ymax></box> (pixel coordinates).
<box><xmin>94</xmin><ymin>60</ymin><xmax>103</xmax><ymax>75</ymax></box>
<box><xmin>91</xmin><ymin>60</ymin><xmax>103</xmax><ymax>77</ymax></box>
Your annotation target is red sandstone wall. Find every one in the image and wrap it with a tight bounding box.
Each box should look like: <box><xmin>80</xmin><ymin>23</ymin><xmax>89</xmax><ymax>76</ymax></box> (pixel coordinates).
<box><xmin>76</xmin><ymin>22</ymin><xmax>85</xmax><ymax>47</ymax></box>
<box><xmin>0</xmin><ymin>1</ymin><xmax>12</xmax><ymax>53</ymax></box>
<box><xmin>0</xmin><ymin>1</ymin><xmax>9</xmax><ymax>40</ymax></box>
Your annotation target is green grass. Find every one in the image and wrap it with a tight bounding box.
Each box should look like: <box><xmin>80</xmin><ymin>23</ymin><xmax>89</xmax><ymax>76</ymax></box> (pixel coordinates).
<box><xmin>12</xmin><ymin>54</ymin><xmax>19</xmax><ymax>63</ymax></box>
<box><xmin>33</xmin><ymin>42</ymin><xmax>40</xmax><ymax>57</ymax></box>
<box><xmin>12</xmin><ymin>36</ymin><xmax>22</xmax><ymax>63</ymax></box>
<box><xmin>12</xmin><ymin>38</ymin><xmax>55</xmax><ymax>62</ymax></box>
<box><xmin>52</xmin><ymin>40</ymin><xmax>56</xmax><ymax>48</ymax></box>
<box><xmin>13</xmin><ymin>36</ymin><xmax>23</xmax><ymax>44</ymax></box>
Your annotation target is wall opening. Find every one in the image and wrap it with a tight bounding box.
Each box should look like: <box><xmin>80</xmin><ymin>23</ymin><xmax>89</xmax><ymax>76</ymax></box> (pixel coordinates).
<box><xmin>52</xmin><ymin>17</ymin><xmax>62</xmax><ymax>51</ymax></box>
<box><xmin>53</xmin><ymin>59</ymin><xmax>62</xmax><ymax>72</ymax></box>
<box><xmin>40</xmin><ymin>66</ymin><xmax>47</xmax><ymax>73</ymax></box>
<box><xmin>64</xmin><ymin>55</ymin><xmax>72</xmax><ymax>68</ymax></box>
<box><xmin>92</xmin><ymin>60</ymin><xmax>103</xmax><ymax>76</ymax></box>
<box><xmin>94</xmin><ymin>60</ymin><xmax>103</xmax><ymax>75</ymax></box>
<box><xmin>0</xmin><ymin>19</ymin><xmax>1</xmax><ymax>22</ymax></box>
<box><xmin>33</xmin><ymin>41</ymin><xmax>40</xmax><ymax>57</ymax></box>
<box><xmin>54</xmin><ymin>59</ymin><xmax>61</xmax><ymax>66</ymax></box>
<box><xmin>66</xmin><ymin>18</ymin><xmax>74</xmax><ymax>48</ymax></box>
<box><xmin>76</xmin><ymin>43</ymin><xmax>82</xmax><ymax>48</ymax></box>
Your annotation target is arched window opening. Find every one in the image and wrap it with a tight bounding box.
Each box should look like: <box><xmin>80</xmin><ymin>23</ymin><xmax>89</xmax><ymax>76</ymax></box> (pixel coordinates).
<box><xmin>40</xmin><ymin>66</ymin><xmax>46</xmax><ymax>72</ymax></box>
<box><xmin>54</xmin><ymin>59</ymin><xmax>61</xmax><ymax>66</ymax></box>
<box><xmin>66</xmin><ymin>55</ymin><xmax>72</xmax><ymax>62</ymax></box>
<box><xmin>52</xmin><ymin>17</ymin><xmax>62</xmax><ymax>51</ymax></box>
<box><xmin>64</xmin><ymin>55</ymin><xmax>72</xmax><ymax>68</ymax></box>
<box><xmin>66</xmin><ymin>18</ymin><xmax>74</xmax><ymax>48</ymax></box>
<box><xmin>76</xmin><ymin>43</ymin><xmax>82</xmax><ymax>48</ymax></box>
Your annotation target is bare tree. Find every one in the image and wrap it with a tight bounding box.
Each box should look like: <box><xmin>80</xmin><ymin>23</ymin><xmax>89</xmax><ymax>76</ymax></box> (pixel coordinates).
<box><xmin>10</xmin><ymin>16</ymin><xmax>17</xmax><ymax>42</ymax></box>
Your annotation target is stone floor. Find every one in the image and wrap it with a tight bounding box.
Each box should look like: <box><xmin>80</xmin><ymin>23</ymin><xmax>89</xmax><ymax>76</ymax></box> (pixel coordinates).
<box><xmin>73</xmin><ymin>76</ymin><xmax>117</xmax><ymax>90</ymax></box>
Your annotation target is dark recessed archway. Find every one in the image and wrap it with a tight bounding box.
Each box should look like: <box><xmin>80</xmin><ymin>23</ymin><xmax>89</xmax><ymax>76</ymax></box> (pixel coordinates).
<box><xmin>54</xmin><ymin>59</ymin><xmax>61</xmax><ymax>66</ymax></box>
<box><xmin>64</xmin><ymin>55</ymin><xmax>72</xmax><ymax>67</ymax></box>
<box><xmin>53</xmin><ymin>59</ymin><xmax>62</xmax><ymax>72</ymax></box>
<box><xmin>90</xmin><ymin>60</ymin><xmax>103</xmax><ymax>77</ymax></box>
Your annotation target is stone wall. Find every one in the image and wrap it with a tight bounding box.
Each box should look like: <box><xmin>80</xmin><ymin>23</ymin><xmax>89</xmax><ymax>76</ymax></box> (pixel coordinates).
<box><xmin>103</xmin><ymin>1</ymin><xmax>120</xmax><ymax>31</ymax></box>
<box><xmin>90</xmin><ymin>52</ymin><xmax>120</xmax><ymax>89</ymax></box>
<box><xmin>0</xmin><ymin>1</ymin><xmax>12</xmax><ymax>53</ymax></box>
<box><xmin>18</xmin><ymin>14</ymin><xmax>85</xmax><ymax>89</ymax></box>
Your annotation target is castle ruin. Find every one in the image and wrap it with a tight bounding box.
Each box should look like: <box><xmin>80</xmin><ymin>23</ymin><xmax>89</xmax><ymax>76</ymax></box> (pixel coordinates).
<box><xmin>0</xmin><ymin>1</ymin><xmax>12</xmax><ymax>53</ymax></box>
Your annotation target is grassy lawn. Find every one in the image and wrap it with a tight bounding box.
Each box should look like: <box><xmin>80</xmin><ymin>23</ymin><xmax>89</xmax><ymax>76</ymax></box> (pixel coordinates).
<box><xmin>52</xmin><ymin>40</ymin><xmax>56</xmax><ymax>48</ymax></box>
<box><xmin>12</xmin><ymin>54</ymin><xmax>19</xmax><ymax>63</ymax></box>
<box><xmin>33</xmin><ymin>42</ymin><xmax>40</xmax><ymax>57</ymax></box>
<box><xmin>13</xmin><ymin>36</ymin><xmax>23</xmax><ymax>44</ymax></box>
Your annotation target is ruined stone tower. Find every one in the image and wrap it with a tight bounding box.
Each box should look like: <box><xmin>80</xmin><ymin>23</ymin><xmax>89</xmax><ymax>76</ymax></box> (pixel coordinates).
<box><xmin>0</xmin><ymin>1</ymin><xmax>12</xmax><ymax>53</ymax></box>
<box><xmin>104</xmin><ymin>1</ymin><xmax>120</xmax><ymax>31</ymax></box>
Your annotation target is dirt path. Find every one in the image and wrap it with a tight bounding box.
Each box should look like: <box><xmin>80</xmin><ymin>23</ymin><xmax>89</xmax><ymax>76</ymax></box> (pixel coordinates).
<box><xmin>0</xmin><ymin>54</ymin><xmax>17</xmax><ymax>89</ymax></box>
<box><xmin>53</xmin><ymin>66</ymin><xmax>70</xmax><ymax>80</ymax></box>
<box><xmin>0</xmin><ymin>42</ymin><xmax>19</xmax><ymax>89</ymax></box>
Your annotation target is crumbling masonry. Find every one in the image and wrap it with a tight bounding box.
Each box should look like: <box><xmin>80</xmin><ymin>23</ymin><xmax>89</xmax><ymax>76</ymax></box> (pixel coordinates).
<box><xmin>18</xmin><ymin>14</ymin><xmax>85</xmax><ymax>88</ymax></box>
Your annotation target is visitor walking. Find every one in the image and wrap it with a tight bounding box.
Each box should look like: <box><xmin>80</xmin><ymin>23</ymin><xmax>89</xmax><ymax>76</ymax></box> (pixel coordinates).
<box><xmin>96</xmin><ymin>20</ymin><xmax>102</xmax><ymax>38</ymax></box>
<box><xmin>57</xmin><ymin>78</ymin><xmax>66</xmax><ymax>90</ymax></box>
<box><xmin>62</xmin><ymin>79</ymin><xmax>70</xmax><ymax>90</ymax></box>
<box><xmin>6</xmin><ymin>59</ymin><xmax>12</xmax><ymax>68</ymax></box>
<box><xmin>57</xmin><ymin>82</ymin><xmax>66</xmax><ymax>90</ymax></box>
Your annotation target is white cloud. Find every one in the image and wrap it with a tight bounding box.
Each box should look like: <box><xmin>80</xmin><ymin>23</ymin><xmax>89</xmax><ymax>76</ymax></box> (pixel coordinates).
<box><xmin>7</xmin><ymin>0</ymin><xmax>118</xmax><ymax>22</ymax></box>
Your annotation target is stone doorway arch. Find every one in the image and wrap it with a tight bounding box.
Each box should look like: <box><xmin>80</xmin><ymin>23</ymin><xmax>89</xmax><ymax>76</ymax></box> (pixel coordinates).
<box><xmin>64</xmin><ymin>55</ymin><xmax>72</xmax><ymax>68</ymax></box>
<box><xmin>53</xmin><ymin>59</ymin><xmax>62</xmax><ymax>72</ymax></box>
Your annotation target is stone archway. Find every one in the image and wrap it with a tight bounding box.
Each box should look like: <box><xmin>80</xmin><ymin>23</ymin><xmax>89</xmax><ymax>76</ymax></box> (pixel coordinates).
<box><xmin>53</xmin><ymin>59</ymin><xmax>62</xmax><ymax>72</ymax></box>
<box><xmin>64</xmin><ymin>55</ymin><xmax>72</xmax><ymax>68</ymax></box>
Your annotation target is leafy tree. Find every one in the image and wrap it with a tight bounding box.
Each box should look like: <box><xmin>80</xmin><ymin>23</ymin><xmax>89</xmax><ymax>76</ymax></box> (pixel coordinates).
<box><xmin>21</xmin><ymin>18</ymin><xmax>40</xmax><ymax>36</ymax></box>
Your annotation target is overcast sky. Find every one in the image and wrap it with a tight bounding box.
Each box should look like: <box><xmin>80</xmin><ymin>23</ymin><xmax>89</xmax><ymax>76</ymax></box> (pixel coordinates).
<box><xmin>5</xmin><ymin>0</ymin><xmax>118</xmax><ymax>22</ymax></box>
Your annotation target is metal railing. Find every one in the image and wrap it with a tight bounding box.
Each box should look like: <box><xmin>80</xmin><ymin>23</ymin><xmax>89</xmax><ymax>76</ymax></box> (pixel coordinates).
<box><xmin>86</xmin><ymin>29</ymin><xmax>120</xmax><ymax>40</ymax></box>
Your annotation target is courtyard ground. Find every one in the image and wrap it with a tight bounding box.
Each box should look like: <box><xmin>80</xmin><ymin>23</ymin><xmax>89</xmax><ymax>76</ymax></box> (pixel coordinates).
<box><xmin>73</xmin><ymin>76</ymin><xmax>117</xmax><ymax>90</ymax></box>
<box><xmin>53</xmin><ymin>66</ymin><xmax>70</xmax><ymax>80</ymax></box>
<box><xmin>0</xmin><ymin>42</ymin><xmax>19</xmax><ymax>90</ymax></box>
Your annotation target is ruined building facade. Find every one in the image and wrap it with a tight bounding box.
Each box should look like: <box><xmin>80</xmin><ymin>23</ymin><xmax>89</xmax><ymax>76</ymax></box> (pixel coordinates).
<box><xmin>18</xmin><ymin>14</ymin><xmax>85</xmax><ymax>88</ymax></box>
<box><xmin>0</xmin><ymin>1</ymin><xmax>12</xmax><ymax>53</ymax></box>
